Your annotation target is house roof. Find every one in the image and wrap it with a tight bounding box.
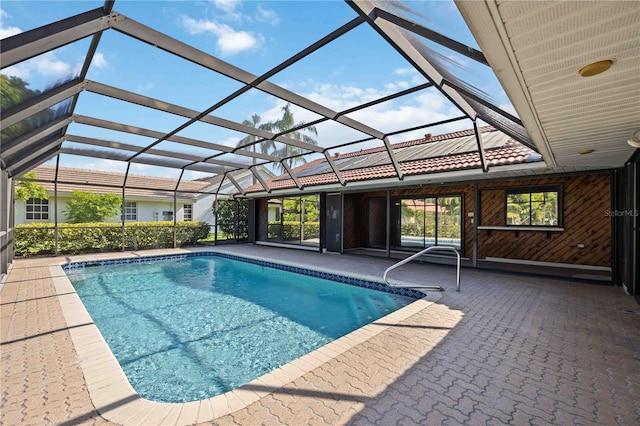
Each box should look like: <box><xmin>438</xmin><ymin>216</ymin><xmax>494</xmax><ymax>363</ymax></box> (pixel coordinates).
<box><xmin>244</xmin><ymin>127</ymin><xmax>542</xmax><ymax>194</ymax></box>
<box><xmin>29</xmin><ymin>165</ymin><xmax>210</xmax><ymax>200</ymax></box>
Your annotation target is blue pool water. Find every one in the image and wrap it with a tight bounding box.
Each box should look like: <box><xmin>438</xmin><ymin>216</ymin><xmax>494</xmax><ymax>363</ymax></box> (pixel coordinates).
<box><xmin>66</xmin><ymin>255</ymin><xmax>416</xmax><ymax>403</ymax></box>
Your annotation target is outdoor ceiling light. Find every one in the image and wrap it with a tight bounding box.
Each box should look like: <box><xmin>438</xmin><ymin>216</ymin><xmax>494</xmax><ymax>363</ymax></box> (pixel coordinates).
<box><xmin>628</xmin><ymin>129</ymin><xmax>640</xmax><ymax>148</ymax></box>
<box><xmin>578</xmin><ymin>59</ymin><xmax>613</xmax><ymax>77</ymax></box>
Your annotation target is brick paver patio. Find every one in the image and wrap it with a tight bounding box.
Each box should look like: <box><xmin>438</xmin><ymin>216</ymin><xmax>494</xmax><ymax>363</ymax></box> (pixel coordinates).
<box><xmin>1</xmin><ymin>246</ymin><xmax>638</xmax><ymax>425</ymax></box>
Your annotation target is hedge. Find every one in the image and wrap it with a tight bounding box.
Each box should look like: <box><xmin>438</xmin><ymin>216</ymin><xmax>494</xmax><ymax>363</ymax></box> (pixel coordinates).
<box><xmin>400</xmin><ymin>223</ymin><xmax>460</xmax><ymax>239</ymax></box>
<box><xmin>14</xmin><ymin>221</ymin><xmax>210</xmax><ymax>256</ymax></box>
<box><xmin>267</xmin><ymin>221</ymin><xmax>319</xmax><ymax>241</ymax></box>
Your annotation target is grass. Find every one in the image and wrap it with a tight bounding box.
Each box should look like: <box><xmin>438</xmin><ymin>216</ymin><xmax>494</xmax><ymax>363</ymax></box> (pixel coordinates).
<box><xmin>197</xmin><ymin>233</ymin><xmax>230</xmax><ymax>244</ymax></box>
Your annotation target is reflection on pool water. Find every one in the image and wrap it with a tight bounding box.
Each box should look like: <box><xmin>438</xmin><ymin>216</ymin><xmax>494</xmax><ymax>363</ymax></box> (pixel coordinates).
<box><xmin>66</xmin><ymin>255</ymin><xmax>416</xmax><ymax>402</ymax></box>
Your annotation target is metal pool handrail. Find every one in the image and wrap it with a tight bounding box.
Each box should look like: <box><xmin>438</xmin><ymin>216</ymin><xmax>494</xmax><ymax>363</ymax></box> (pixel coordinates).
<box><xmin>383</xmin><ymin>246</ymin><xmax>461</xmax><ymax>292</ymax></box>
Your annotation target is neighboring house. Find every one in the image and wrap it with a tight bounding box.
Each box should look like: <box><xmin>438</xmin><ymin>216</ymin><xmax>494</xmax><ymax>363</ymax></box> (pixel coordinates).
<box><xmin>14</xmin><ymin>166</ymin><xmax>269</xmax><ymax>225</ymax></box>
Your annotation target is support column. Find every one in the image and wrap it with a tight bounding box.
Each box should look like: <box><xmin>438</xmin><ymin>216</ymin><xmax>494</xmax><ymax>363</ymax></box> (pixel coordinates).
<box><xmin>247</xmin><ymin>198</ymin><xmax>256</xmax><ymax>244</ymax></box>
<box><xmin>54</xmin><ymin>156</ymin><xmax>59</xmax><ymax>255</ymax></box>
<box><xmin>473</xmin><ymin>183</ymin><xmax>479</xmax><ymax>267</ymax></box>
<box><xmin>121</xmin><ymin>164</ymin><xmax>130</xmax><ymax>251</ymax></box>
<box><xmin>386</xmin><ymin>190</ymin><xmax>391</xmax><ymax>258</ymax></box>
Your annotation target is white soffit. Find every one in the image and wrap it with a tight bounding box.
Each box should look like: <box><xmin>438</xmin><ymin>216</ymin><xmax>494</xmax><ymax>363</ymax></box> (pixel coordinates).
<box><xmin>455</xmin><ymin>0</ymin><xmax>640</xmax><ymax>169</ymax></box>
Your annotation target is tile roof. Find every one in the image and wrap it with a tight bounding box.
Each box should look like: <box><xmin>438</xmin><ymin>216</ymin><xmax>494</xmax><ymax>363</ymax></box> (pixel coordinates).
<box><xmin>334</xmin><ymin>126</ymin><xmax>489</xmax><ymax>159</ymax></box>
<box><xmin>244</xmin><ymin>127</ymin><xmax>542</xmax><ymax>193</ymax></box>
<box><xmin>28</xmin><ymin>166</ymin><xmax>211</xmax><ymax>200</ymax></box>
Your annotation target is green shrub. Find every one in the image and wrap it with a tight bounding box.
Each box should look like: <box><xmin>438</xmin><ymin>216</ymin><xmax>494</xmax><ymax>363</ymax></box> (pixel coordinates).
<box><xmin>14</xmin><ymin>223</ymin><xmax>56</xmax><ymax>255</ymax></box>
<box><xmin>64</xmin><ymin>191</ymin><xmax>121</xmax><ymax>223</ymax></box>
<box><xmin>267</xmin><ymin>221</ymin><xmax>319</xmax><ymax>242</ymax></box>
<box><xmin>399</xmin><ymin>223</ymin><xmax>460</xmax><ymax>240</ymax></box>
<box><xmin>14</xmin><ymin>221</ymin><xmax>210</xmax><ymax>256</ymax></box>
<box><xmin>214</xmin><ymin>198</ymin><xmax>248</xmax><ymax>240</ymax></box>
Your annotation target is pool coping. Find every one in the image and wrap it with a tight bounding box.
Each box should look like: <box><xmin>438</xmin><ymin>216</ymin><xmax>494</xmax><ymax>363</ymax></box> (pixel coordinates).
<box><xmin>52</xmin><ymin>247</ymin><xmax>440</xmax><ymax>425</ymax></box>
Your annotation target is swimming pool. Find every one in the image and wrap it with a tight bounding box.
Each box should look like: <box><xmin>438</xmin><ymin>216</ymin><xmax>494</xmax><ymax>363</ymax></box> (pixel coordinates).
<box><xmin>64</xmin><ymin>252</ymin><xmax>419</xmax><ymax>403</ymax></box>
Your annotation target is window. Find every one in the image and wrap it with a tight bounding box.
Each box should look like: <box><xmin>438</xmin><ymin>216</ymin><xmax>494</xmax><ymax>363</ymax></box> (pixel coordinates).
<box><xmin>183</xmin><ymin>204</ymin><xmax>192</xmax><ymax>221</ymax></box>
<box><xmin>123</xmin><ymin>202</ymin><xmax>137</xmax><ymax>221</ymax></box>
<box><xmin>506</xmin><ymin>189</ymin><xmax>559</xmax><ymax>226</ymax></box>
<box><xmin>26</xmin><ymin>198</ymin><xmax>49</xmax><ymax>220</ymax></box>
<box><xmin>397</xmin><ymin>195</ymin><xmax>462</xmax><ymax>249</ymax></box>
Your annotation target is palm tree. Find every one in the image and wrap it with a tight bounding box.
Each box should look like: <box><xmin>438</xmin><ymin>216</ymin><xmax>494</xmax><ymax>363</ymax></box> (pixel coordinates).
<box><xmin>271</xmin><ymin>104</ymin><xmax>318</xmax><ymax>171</ymax></box>
<box><xmin>237</xmin><ymin>104</ymin><xmax>319</xmax><ymax>174</ymax></box>
<box><xmin>237</xmin><ymin>113</ymin><xmax>276</xmax><ymax>158</ymax></box>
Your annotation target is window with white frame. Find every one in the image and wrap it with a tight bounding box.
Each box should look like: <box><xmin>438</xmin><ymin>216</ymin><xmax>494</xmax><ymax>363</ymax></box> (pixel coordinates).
<box><xmin>183</xmin><ymin>204</ymin><xmax>193</xmax><ymax>221</ymax></box>
<box><xmin>123</xmin><ymin>202</ymin><xmax>137</xmax><ymax>221</ymax></box>
<box><xmin>26</xmin><ymin>198</ymin><xmax>49</xmax><ymax>220</ymax></box>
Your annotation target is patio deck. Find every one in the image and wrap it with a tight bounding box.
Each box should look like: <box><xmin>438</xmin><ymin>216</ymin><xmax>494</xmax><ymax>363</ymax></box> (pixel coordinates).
<box><xmin>1</xmin><ymin>245</ymin><xmax>638</xmax><ymax>425</ymax></box>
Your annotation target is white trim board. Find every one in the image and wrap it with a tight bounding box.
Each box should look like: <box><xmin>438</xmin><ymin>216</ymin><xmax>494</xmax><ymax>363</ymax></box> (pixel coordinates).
<box><xmin>255</xmin><ymin>241</ymin><xmax>319</xmax><ymax>252</ymax></box>
<box><xmin>483</xmin><ymin>257</ymin><xmax>611</xmax><ymax>272</ymax></box>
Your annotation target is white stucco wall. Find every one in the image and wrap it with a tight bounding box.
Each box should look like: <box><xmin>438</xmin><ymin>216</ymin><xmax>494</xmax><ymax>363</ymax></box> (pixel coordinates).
<box><xmin>193</xmin><ymin>194</ymin><xmax>215</xmax><ymax>224</ymax></box>
<box><xmin>14</xmin><ymin>198</ymin><xmax>70</xmax><ymax>225</ymax></box>
<box><xmin>134</xmin><ymin>200</ymin><xmax>174</xmax><ymax>222</ymax></box>
<box><xmin>14</xmin><ymin>195</ymin><xmax>196</xmax><ymax>225</ymax></box>
<box><xmin>13</xmin><ymin>170</ymin><xmax>266</xmax><ymax>226</ymax></box>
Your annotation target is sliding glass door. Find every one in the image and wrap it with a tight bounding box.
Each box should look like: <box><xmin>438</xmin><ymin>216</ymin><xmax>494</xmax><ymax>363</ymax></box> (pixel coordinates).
<box><xmin>264</xmin><ymin>195</ymin><xmax>320</xmax><ymax>247</ymax></box>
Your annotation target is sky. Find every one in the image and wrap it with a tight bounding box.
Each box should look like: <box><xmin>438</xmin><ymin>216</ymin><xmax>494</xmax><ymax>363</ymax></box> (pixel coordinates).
<box><xmin>1</xmin><ymin>0</ymin><xmax>515</xmax><ymax>181</ymax></box>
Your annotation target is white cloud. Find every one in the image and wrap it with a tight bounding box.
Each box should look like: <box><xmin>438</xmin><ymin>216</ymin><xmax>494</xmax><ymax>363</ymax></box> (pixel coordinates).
<box><xmin>1</xmin><ymin>14</ymin><xmax>81</xmax><ymax>81</ymax></box>
<box><xmin>218</xmin><ymin>29</ymin><xmax>262</xmax><ymax>56</ymax></box>
<box><xmin>256</xmin><ymin>4</ymin><xmax>279</xmax><ymax>25</ymax></box>
<box><xmin>252</xmin><ymin>78</ymin><xmax>468</xmax><ymax>152</ymax></box>
<box><xmin>34</xmin><ymin>52</ymin><xmax>74</xmax><ymax>76</ymax></box>
<box><xmin>2</xmin><ymin>51</ymin><xmax>78</xmax><ymax>80</ymax></box>
<box><xmin>213</xmin><ymin>0</ymin><xmax>241</xmax><ymax>14</ymax></box>
<box><xmin>91</xmin><ymin>52</ymin><xmax>108</xmax><ymax>68</ymax></box>
<box><xmin>393</xmin><ymin>68</ymin><xmax>414</xmax><ymax>76</ymax></box>
<box><xmin>384</xmin><ymin>81</ymin><xmax>410</xmax><ymax>92</ymax></box>
<box><xmin>0</xmin><ymin>24</ymin><xmax>20</xmax><ymax>39</ymax></box>
<box><xmin>393</xmin><ymin>67</ymin><xmax>427</xmax><ymax>85</ymax></box>
<box><xmin>2</xmin><ymin>63</ymin><xmax>30</xmax><ymax>79</ymax></box>
<box><xmin>137</xmin><ymin>82</ymin><xmax>154</xmax><ymax>92</ymax></box>
<box><xmin>179</xmin><ymin>15</ymin><xmax>263</xmax><ymax>56</ymax></box>
<box><xmin>211</xmin><ymin>0</ymin><xmax>245</xmax><ymax>22</ymax></box>
<box><xmin>0</xmin><ymin>8</ymin><xmax>21</xmax><ymax>38</ymax></box>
